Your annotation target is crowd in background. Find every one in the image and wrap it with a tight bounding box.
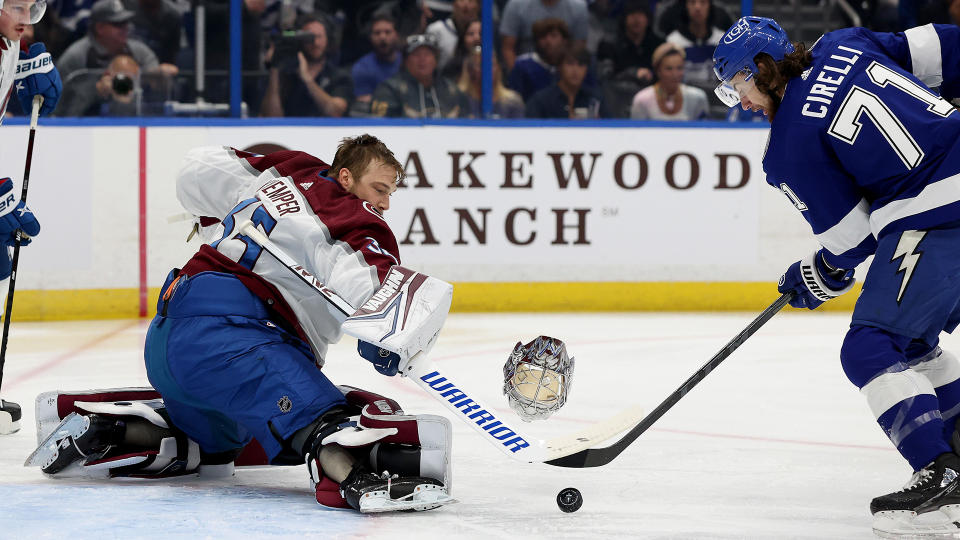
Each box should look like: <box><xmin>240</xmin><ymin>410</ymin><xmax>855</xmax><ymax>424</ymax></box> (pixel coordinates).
<box><xmin>10</xmin><ymin>0</ymin><xmax>960</xmax><ymax>120</ymax></box>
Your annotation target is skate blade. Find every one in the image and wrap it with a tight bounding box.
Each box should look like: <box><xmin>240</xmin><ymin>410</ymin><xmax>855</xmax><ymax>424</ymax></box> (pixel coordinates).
<box><xmin>873</xmin><ymin>507</ymin><xmax>960</xmax><ymax>539</ymax></box>
<box><xmin>359</xmin><ymin>483</ymin><xmax>457</xmax><ymax>514</ymax></box>
<box><xmin>23</xmin><ymin>412</ymin><xmax>85</xmax><ymax>468</ymax></box>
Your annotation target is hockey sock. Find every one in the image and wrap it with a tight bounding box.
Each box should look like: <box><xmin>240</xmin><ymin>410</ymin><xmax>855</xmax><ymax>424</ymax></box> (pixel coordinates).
<box><xmin>910</xmin><ymin>348</ymin><xmax>960</xmax><ymax>444</ymax></box>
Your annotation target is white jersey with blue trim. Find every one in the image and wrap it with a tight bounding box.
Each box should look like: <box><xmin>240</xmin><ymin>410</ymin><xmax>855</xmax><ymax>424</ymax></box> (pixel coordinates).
<box><xmin>763</xmin><ymin>24</ymin><xmax>960</xmax><ymax>270</ymax></box>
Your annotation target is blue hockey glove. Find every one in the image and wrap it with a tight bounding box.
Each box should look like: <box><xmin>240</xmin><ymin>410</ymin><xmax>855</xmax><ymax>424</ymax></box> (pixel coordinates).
<box><xmin>358</xmin><ymin>340</ymin><xmax>402</xmax><ymax>376</ymax></box>
<box><xmin>0</xmin><ymin>178</ymin><xmax>39</xmax><ymax>247</ymax></box>
<box><xmin>778</xmin><ymin>249</ymin><xmax>855</xmax><ymax>309</ymax></box>
<box><xmin>15</xmin><ymin>43</ymin><xmax>61</xmax><ymax>116</ymax></box>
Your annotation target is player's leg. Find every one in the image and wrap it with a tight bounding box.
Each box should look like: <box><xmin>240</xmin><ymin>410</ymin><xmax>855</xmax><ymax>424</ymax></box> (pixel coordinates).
<box><xmin>146</xmin><ymin>271</ymin><xmax>452</xmax><ymax>512</ymax></box>
<box><xmin>905</xmin><ymin>342</ymin><xmax>960</xmax><ymax>445</ymax></box>
<box><xmin>844</xmin><ymin>227</ymin><xmax>960</xmax><ymax>519</ymax></box>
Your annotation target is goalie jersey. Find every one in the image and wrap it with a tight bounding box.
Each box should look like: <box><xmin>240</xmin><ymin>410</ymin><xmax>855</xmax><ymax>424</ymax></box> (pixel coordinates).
<box><xmin>176</xmin><ymin>146</ymin><xmax>401</xmax><ymax>364</ymax></box>
<box><xmin>763</xmin><ymin>24</ymin><xmax>960</xmax><ymax>270</ymax></box>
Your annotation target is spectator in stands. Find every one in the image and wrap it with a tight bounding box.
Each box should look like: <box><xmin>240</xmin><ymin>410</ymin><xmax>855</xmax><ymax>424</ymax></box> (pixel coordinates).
<box><xmin>426</xmin><ymin>0</ymin><xmax>479</xmax><ymax>72</ymax></box>
<box><xmin>653</xmin><ymin>0</ymin><xmax>732</xmax><ymax>39</ymax></box>
<box><xmin>439</xmin><ymin>18</ymin><xmax>480</xmax><ymax>80</ymax></box>
<box><xmin>664</xmin><ymin>0</ymin><xmax>726</xmax><ymax>116</ymax></box>
<box><xmin>457</xmin><ymin>47</ymin><xmax>524</xmax><ymax>118</ymax></box>
<box><xmin>124</xmin><ymin>0</ymin><xmax>182</xmax><ymax>65</ymax></box>
<box><xmin>629</xmin><ymin>42</ymin><xmax>707</xmax><ymax>120</ymax></box>
<box><xmin>370</xmin><ymin>33</ymin><xmax>470</xmax><ymax>118</ymax></box>
<box><xmin>507</xmin><ymin>17</ymin><xmax>569</xmax><ymax>102</ymax></box>
<box><xmin>352</xmin><ymin>14</ymin><xmax>403</xmax><ymax>109</ymax></box>
<box><xmin>525</xmin><ymin>47</ymin><xmax>605</xmax><ymax>118</ymax></box>
<box><xmin>499</xmin><ymin>0</ymin><xmax>588</xmax><ymax>71</ymax></box>
<box><xmin>97</xmin><ymin>54</ymin><xmax>163</xmax><ymax>116</ymax></box>
<box><xmin>56</xmin><ymin>0</ymin><xmax>168</xmax><ymax>116</ymax></box>
<box><xmin>598</xmin><ymin>0</ymin><xmax>661</xmax><ymax>85</ymax></box>
<box><xmin>260</xmin><ymin>14</ymin><xmax>352</xmax><ymax>117</ymax></box>
<box><xmin>319</xmin><ymin>0</ymin><xmax>430</xmax><ymax>66</ymax></box>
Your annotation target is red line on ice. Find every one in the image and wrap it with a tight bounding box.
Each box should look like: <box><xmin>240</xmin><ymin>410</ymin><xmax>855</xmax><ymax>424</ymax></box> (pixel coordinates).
<box><xmin>4</xmin><ymin>321</ymin><xmax>141</xmax><ymax>389</ymax></box>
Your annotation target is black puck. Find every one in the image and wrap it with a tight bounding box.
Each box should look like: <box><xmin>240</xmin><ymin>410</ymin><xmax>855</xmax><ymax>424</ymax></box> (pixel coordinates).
<box><xmin>556</xmin><ymin>487</ymin><xmax>582</xmax><ymax>513</ymax></box>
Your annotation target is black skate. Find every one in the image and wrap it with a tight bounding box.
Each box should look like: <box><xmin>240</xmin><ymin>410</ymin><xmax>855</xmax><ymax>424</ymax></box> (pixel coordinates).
<box><xmin>0</xmin><ymin>398</ymin><xmax>21</xmax><ymax>435</ymax></box>
<box><xmin>340</xmin><ymin>465</ymin><xmax>455</xmax><ymax>513</ymax></box>
<box><xmin>24</xmin><ymin>412</ymin><xmax>125</xmax><ymax>474</ymax></box>
<box><xmin>871</xmin><ymin>452</ymin><xmax>960</xmax><ymax>538</ymax></box>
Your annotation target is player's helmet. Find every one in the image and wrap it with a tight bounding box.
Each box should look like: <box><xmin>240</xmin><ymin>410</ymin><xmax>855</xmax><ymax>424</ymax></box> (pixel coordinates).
<box><xmin>0</xmin><ymin>0</ymin><xmax>48</xmax><ymax>25</ymax></box>
<box><xmin>712</xmin><ymin>16</ymin><xmax>793</xmax><ymax>107</ymax></box>
<box><xmin>503</xmin><ymin>336</ymin><xmax>575</xmax><ymax>422</ymax></box>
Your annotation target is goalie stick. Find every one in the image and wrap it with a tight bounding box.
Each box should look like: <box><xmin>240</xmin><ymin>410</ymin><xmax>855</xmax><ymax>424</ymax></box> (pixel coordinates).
<box><xmin>546</xmin><ymin>292</ymin><xmax>794</xmax><ymax>468</ymax></box>
<box><xmin>235</xmin><ymin>219</ymin><xmax>647</xmax><ymax>465</ymax></box>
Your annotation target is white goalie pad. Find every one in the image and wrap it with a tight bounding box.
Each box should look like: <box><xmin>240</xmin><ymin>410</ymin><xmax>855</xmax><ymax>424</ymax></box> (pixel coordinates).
<box><xmin>341</xmin><ymin>266</ymin><xmax>453</xmax><ymax>365</ymax></box>
<box><xmin>31</xmin><ymin>388</ymin><xmax>201</xmax><ymax>479</ymax></box>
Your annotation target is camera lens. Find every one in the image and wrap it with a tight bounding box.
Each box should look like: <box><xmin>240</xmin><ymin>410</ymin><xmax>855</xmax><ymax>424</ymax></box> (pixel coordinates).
<box><xmin>112</xmin><ymin>73</ymin><xmax>134</xmax><ymax>96</ymax></box>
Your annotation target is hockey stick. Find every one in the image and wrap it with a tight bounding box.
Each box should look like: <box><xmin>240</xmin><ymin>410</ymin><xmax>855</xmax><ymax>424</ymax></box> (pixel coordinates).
<box><xmin>0</xmin><ymin>95</ymin><xmax>42</xmax><ymax>395</ymax></box>
<box><xmin>545</xmin><ymin>291</ymin><xmax>795</xmax><ymax>468</ymax></box>
<box><xmin>235</xmin><ymin>219</ymin><xmax>647</xmax><ymax>465</ymax></box>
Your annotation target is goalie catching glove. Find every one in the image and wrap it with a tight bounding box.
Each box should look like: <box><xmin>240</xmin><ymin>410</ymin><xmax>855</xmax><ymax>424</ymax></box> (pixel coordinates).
<box><xmin>778</xmin><ymin>249</ymin><xmax>855</xmax><ymax>309</ymax></box>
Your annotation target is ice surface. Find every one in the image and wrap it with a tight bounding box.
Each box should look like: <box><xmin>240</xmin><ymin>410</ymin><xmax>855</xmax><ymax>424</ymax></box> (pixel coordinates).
<box><xmin>0</xmin><ymin>312</ymin><xmax>922</xmax><ymax>539</ymax></box>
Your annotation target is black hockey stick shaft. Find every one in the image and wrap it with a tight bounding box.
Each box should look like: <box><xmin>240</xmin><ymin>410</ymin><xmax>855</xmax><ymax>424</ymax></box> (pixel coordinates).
<box><xmin>546</xmin><ymin>291</ymin><xmax>795</xmax><ymax>468</ymax></box>
<box><xmin>0</xmin><ymin>96</ymin><xmax>42</xmax><ymax>392</ymax></box>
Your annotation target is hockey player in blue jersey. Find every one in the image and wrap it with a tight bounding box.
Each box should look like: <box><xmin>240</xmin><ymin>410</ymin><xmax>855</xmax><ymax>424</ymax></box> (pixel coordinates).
<box><xmin>713</xmin><ymin>16</ymin><xmax>960</xmax><ymax>536</ymax></box>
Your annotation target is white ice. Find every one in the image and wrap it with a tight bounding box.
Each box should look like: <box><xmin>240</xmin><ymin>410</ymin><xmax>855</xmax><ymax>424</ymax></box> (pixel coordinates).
<box><xmin>0</xmin><ymin>311</ymin><xmax>933</xmax><ymax>539</ymax></box>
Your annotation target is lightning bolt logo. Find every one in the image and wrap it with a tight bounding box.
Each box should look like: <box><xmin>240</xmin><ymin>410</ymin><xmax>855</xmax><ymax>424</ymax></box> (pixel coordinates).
<box><xmin>891</xmin><ymin>230</ymin><xmax>926</xmax><ymax>304</ymax></box>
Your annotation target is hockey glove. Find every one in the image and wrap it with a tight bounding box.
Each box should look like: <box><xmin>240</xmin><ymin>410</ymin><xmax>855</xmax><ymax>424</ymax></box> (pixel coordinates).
<box><xmin>358</xmin><ymin>340</ymin><xmax>402</xmax><ymax>376</ymax></box>
<box><xmin>0</xmin><ymin>177</ymin><xmax>40</xmax><ymax>247</ymax></box>
<box><xmin>778</xmin><ymin>249</ymin><xmax>855</xmax><ymax>309</ymax></box>
<box><xmin>15</xmin><ymin>42</ymin><xmax>61</xmax><ymax>116</ymax></box>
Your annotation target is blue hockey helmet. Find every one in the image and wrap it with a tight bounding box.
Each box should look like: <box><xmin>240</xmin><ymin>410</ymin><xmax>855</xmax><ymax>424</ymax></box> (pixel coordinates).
<box><xmin>712</xmin><ymin>16</ymin><xmax>794</xmax><ymax>106</ymax></box>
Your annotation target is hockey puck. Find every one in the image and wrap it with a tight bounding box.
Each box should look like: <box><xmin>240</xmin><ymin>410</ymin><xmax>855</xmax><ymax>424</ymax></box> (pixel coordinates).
<box><xmin>556</xmin><ymin>487</ymin><xmax>582</xmax><ymax>513</ymax></box>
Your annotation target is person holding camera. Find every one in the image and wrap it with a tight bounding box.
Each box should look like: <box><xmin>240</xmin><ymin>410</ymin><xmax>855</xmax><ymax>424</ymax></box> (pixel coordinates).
<box><xmin>260</xmin><ymin>14</ymin><xmax>352</xmax><ymax>118</ymax></box>
<box><xmin>55</xmin><ymin>0</ymin><xmax>172</xmax><ymax>116</ymax></box>
<box><xmin>95</xmin><ymin>53</ymin><xmax>152</xmax><ymax>116</ymax></box>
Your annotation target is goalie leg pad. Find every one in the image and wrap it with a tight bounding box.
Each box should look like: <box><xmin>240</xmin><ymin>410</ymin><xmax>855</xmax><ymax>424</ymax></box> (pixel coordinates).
<box><xmin>303</xmin><ymin>385</ymin><xmax>454</xmax><ymax>510</ymax></box>
<box><xmin>30</xmin><ymin>388</ymin><xmax>203</xmax><ymax>479</ymax></box>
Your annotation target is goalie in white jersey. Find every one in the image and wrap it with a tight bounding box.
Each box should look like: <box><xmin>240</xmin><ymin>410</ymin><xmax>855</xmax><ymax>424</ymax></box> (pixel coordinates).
<box><xmin>26</xmin><ymin>135</ymin><xmax>456</xmax><ymax>513</ymax></box>
<box><xmin>0</xmin><ymin>0</ymin><xmax>61</xmax><ymax>435</ymax></box>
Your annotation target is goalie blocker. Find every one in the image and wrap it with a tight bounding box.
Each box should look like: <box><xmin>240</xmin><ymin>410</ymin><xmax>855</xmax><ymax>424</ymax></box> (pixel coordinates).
<box><xmin>26</xmin><ymin>386</ymin><xmax>454</xmax><ymax>512</ymax></box>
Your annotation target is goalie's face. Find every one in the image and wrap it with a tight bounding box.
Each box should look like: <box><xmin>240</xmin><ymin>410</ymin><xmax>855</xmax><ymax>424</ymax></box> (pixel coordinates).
<box><xmin>338</xmin><ymin>160</ymin><xmax>398</xmax><ymax>214</ymax></box>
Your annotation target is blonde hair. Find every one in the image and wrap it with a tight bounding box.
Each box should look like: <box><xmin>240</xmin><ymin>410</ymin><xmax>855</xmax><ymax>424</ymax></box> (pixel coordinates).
<box><xmin>456</xmin><ymin>48</ymin><xmax>518</xmax><ymax>103</ymax></box>
<box><xmin>651</xmin><ymin>42</ymin><xmax>685</xmax><ymax>72</ymax></box>
<box><xmin>329</xmin><ymin>134</ymin><xmax>405</xmax><ymax>184</ymax></box>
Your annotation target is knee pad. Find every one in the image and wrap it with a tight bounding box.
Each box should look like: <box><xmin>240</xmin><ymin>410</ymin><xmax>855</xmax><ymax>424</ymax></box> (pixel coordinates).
<box><xmin>840</xmin><ymin>325</ymin><xmax>913</xmax><ymax>388</ymax></box>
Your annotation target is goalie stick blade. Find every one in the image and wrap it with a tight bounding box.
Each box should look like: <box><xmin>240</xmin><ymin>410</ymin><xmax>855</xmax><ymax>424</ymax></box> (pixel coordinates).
<box><xmin>401</xmin><ymin>355</ymin><xmax>644</xmax><ymax>465</ymax></box>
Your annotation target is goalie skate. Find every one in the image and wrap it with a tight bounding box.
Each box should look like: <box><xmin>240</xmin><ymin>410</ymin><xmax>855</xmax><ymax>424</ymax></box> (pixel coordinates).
<box><xmin>341</xmin><ymin>470</ymin><xmax>456</xmax><ymax>514</ymax></box>
<box><xmin>24</xmin><ymin>412</ymin><xmax>119</xmax><ymax>474</ymax></box>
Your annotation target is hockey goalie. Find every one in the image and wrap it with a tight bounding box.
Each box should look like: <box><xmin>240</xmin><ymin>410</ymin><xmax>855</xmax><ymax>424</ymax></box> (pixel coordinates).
<box><xmin>26</xmin><ymin>136</ymin><xmax>457</xmax><ymax>513</ymax></box>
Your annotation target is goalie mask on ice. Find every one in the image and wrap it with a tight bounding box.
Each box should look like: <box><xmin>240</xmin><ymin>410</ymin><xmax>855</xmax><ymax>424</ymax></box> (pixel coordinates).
<box><xmin>502</xmin><ymin>336</ymin><xmax>574</xmax><ymax>422</ymax></box>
